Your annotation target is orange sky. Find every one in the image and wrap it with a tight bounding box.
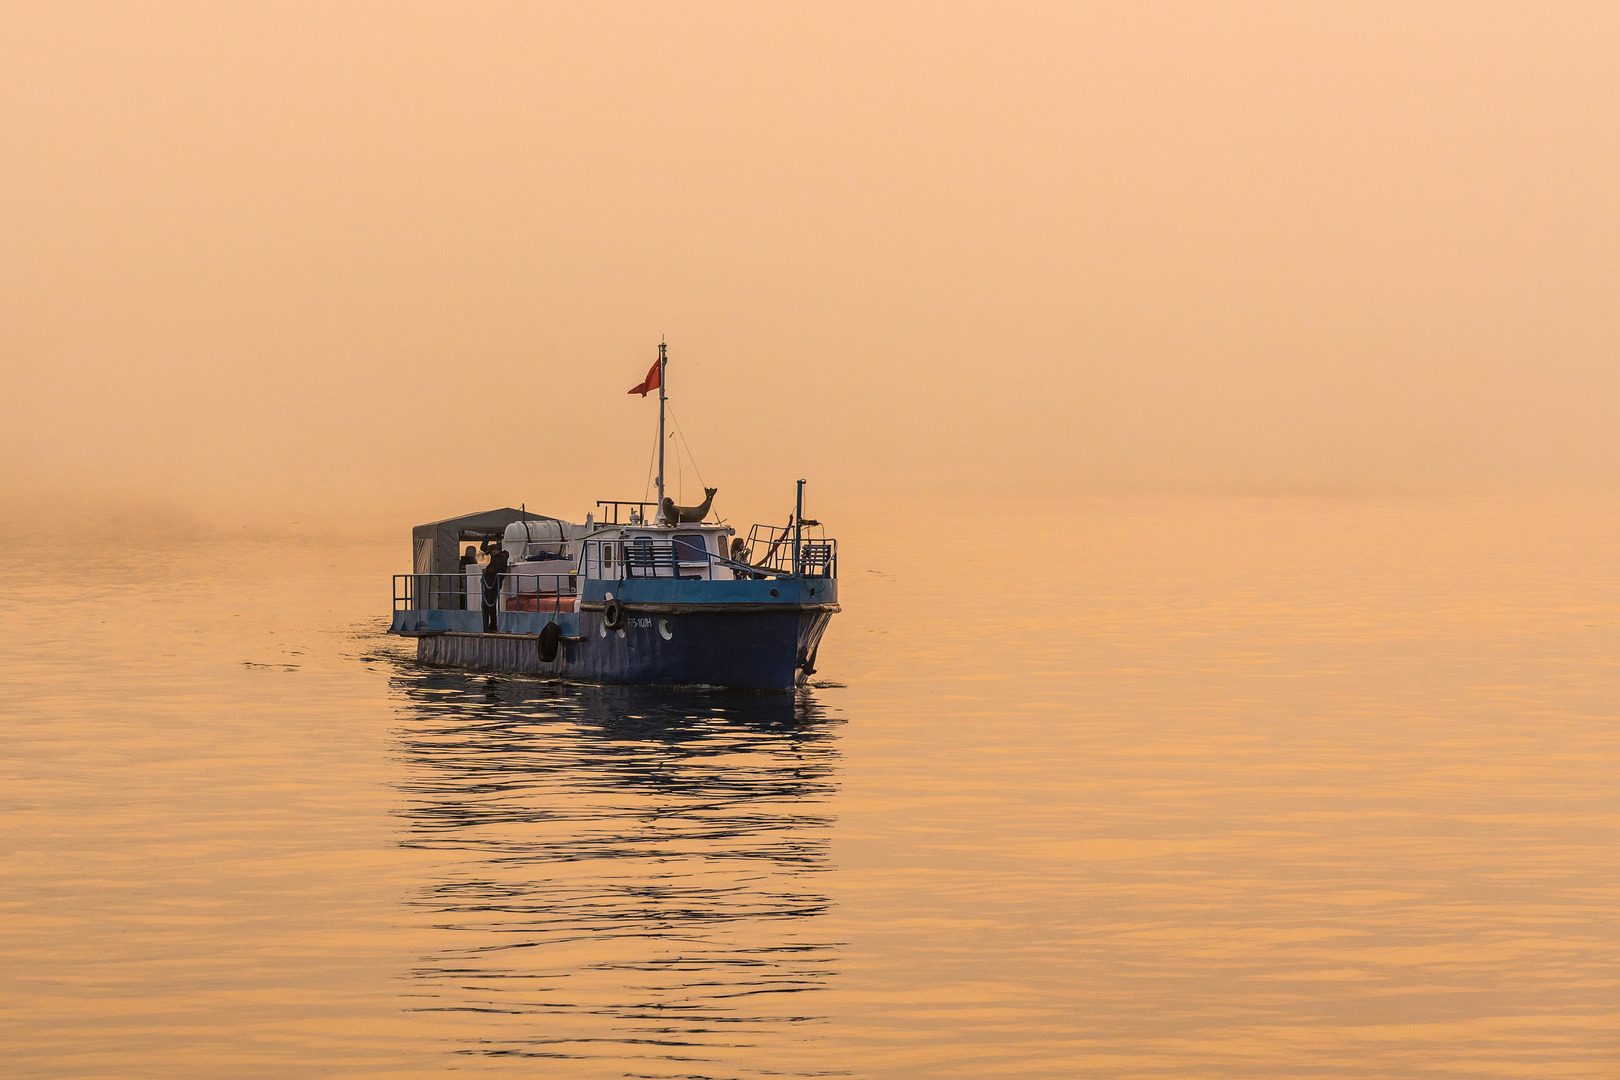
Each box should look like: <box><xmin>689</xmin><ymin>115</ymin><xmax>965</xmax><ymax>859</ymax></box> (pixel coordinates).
<box><xmin>3</xmin><ymin>2</ymin><xmax>1617</xmax><ymax>524</ymax></box>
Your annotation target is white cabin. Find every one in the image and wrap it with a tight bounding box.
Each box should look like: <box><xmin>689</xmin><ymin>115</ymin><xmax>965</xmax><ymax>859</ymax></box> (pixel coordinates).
<box><xmin>583</xmin><ymin>524</ymin><xmax>739</xmax><ymax>581</ymax></box>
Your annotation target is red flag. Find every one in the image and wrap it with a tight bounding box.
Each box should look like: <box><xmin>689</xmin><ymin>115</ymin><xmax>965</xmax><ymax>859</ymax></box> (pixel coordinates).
<box><xmin>627</xmin><ymin>359</ymin><xmax>661</xmax><ymax>397</ymax></box>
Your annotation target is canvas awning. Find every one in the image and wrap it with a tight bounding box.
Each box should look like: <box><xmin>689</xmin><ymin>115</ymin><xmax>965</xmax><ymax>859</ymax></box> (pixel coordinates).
<box><xmin>411</xmin><ymin>508</ymin><xmax>562</xmax><ymax>578</ymax></box>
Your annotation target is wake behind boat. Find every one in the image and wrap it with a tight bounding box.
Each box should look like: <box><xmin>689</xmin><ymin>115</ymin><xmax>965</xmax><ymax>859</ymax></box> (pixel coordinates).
<box><xmin>387</xmin><ymin>342</ymin><xmax>839</xmax><ymax>691</ymax></box>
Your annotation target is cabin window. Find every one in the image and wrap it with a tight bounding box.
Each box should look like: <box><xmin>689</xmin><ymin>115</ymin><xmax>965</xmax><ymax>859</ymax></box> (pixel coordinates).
<box><xmin>673</xmin><ymin>533</ymin><xmax>708</xmax><ymax>564</ymax></box>
<box><xmin>602</xmin><ymin>542</ymin><xmax>615</xmax><ymax>569</ymax></box>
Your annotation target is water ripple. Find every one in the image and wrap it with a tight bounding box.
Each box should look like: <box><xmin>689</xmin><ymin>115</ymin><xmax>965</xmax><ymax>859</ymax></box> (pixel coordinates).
<box><xmin>389</xmin><ymin>670</ymin><xmax>845</xmax><ymax>1076</ymax></box>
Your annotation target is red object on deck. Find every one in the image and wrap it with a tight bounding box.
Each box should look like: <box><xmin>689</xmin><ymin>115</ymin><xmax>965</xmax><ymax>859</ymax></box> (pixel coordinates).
<box><xmin>505</xmin><ymin>593</ymin><xmax>577</xmax><ymax>613</ymax></box>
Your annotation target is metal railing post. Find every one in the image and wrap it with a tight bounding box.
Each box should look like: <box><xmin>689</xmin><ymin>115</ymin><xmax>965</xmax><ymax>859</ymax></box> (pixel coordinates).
<box><xmin>792</xmin><ymin>480</ymin><xmax>804</xmax><ymax>577</ymax></box>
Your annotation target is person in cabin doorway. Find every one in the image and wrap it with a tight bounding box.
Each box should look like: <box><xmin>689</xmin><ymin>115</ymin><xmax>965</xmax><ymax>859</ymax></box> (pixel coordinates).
<box><xmin>730</xmin><ymin>537</ymin><xmax>752</xmax><ymax>576</ymax></box>
<box><xmin>481</xmin><ymin>545</ymin><xmax>510</xmax><ymax>633</ymax></box>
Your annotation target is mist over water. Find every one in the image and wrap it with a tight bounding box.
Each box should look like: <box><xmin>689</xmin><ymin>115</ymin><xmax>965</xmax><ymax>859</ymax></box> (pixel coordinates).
<box><xmin>5</xmin><ymin>4</ymin><xmax>1620</xmax><ymax>512</ymax></box>
<box><xmin>1</xmin><ymin>495</ymin><xmax>1616</xmax><ymax>1077</ymax></box>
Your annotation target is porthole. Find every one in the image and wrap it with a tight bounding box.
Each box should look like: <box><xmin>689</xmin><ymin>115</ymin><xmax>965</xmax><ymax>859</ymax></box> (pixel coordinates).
<box><xmin>658</xmin><ymin>619</ymin><xmax>673</xmax><ymax>640</ymax></box>
<box><xmin>769</xmin><ymin>588</ymin><xmax>779</xmax><ymax>598</ymax></box>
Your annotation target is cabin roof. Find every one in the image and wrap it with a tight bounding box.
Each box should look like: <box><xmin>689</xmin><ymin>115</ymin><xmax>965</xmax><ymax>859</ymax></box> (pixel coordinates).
<box><xmin>412</xmin><ymin>507</ymin><xmax>558</xmax><ymax>535</ymax></box>
<box><xmin>614</xmin><ymin>522</ymin><xmax>730</xmax><ymax>535</ymax></box>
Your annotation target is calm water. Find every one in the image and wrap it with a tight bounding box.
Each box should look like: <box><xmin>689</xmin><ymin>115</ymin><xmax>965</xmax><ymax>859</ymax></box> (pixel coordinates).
<box><xmin>2</xmin><ymin>496</ymin><xmax>1617</xmax><ymax>1078</ymax></box>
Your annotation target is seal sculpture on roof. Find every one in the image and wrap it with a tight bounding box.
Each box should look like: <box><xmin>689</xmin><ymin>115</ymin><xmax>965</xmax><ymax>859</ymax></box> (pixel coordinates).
<box><xmin>662</xmin><ymin>487</ymin><xmax>717</xmax><ymax>524</ymax></box>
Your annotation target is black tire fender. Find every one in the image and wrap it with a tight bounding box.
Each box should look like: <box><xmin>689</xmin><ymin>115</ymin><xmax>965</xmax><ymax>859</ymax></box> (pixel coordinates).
<box><xmin>602</xmin><ymin>599</ymin><xmax>626</xmax><ymax>631</ymax></box>
<box><xmin>538</xmin><ymin>620</ymin><xmax>562</xmax><ymax>663</ymax></box>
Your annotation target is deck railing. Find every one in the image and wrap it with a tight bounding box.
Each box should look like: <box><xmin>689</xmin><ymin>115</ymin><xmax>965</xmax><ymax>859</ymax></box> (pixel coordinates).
<box><xmin>398</xmin><ymin>533</ymin><xmax>838</xmax><ymax>609</ymax></box>
<box><xmin>394</xmin><ymin>572</ymin><xmax>578</xmax><ymax>612</ymax></box>
<box><xmin>579</xmin><ymin>535</ymin><xmax>836</xmax><ymax>581</ymax></box>
<box><xmin>595</xmin><ymin>500</ymin><xmax>660</xmax><ymax>525</ymax></box>
<box><xmin>741</xmin><ymin>524</ymin><xmax>837</xmax><ymax>577</ymax></box>
<box><xmin>580</xmin><ymin>538</ymin><xmax>730</xmax><ymax>580</ymax></box>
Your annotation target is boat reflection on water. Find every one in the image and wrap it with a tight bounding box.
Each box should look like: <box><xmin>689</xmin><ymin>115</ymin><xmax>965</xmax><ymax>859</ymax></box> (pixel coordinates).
<box><xmin>387</xmin><ymin>665</ymin><xmax>844</xmax><ymax>1076</ymax></box>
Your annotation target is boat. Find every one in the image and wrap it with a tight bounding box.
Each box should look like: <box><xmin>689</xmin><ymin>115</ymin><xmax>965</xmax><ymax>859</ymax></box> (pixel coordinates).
<box><xmin>387</xmin><ymin>342</ymin><xmax>839</xmax><ymax>691</ymax></box>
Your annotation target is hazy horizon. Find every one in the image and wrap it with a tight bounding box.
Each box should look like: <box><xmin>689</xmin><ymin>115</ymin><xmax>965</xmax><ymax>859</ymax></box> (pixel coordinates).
<box><xmin>5</xmin><ymin>2</ymin><xmax>1618</xmax><ymax>523</ymax></box>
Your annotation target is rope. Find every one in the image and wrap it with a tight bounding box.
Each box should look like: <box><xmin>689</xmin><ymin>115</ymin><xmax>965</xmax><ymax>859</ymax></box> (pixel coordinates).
<box><xmin>665</xmin><ymin>404</ymin><xmax>708</xmax><ymax>491</ymax></box>
<box><xmin>641</xmin><ymin>412</ymin><xmax>659</xmax><ymax>508</ymax></box>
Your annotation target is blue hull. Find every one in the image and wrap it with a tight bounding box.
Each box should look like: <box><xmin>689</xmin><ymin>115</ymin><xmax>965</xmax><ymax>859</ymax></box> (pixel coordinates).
<box><xmin>412</xmin><ymin>608</ymin><xmax>834</xmax><ymax>692</ymax></box>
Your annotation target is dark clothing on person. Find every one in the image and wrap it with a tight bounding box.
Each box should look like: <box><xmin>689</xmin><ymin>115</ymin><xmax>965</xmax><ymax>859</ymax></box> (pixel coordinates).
<box><xmin>481</xmin><ymin>549</ymin><xmax>510</xmax><ymax>633</ymax></box>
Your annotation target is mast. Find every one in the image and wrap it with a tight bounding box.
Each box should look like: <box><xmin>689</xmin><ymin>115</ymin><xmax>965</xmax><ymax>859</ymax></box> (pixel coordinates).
<box><xmin>655</xmin><ymin>339</ymin><xmax>668</xmax><ymax>523</ymax></box>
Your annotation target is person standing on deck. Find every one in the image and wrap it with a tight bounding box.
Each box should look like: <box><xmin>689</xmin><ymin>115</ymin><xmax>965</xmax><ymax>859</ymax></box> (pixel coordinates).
<box><xmin>481</xmin><ymin>545</ymin><xmax>510</xmax><ymax>633</ymax></box>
